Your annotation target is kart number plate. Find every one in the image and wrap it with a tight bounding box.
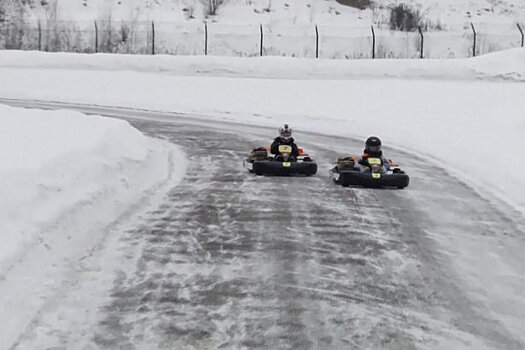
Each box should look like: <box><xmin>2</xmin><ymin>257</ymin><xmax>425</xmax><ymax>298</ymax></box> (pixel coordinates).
<box><xmin>282</xmin><ymin>162</ymin><xmax>291</xmax><ymax>168</ymax></box>
<box><xmin>278</xmin><ymin>145</ymin><xmax>293</xmax><ymax>153</ymax></box>
<box><xmin>372</xmin><ymin>173</ymin><xmax>381</xmax><ymax>179</ymax></box>
<box><xmin>368</xmin><ymin>158</ymin><xmax>382</xmax><ymax>165</ymax></box>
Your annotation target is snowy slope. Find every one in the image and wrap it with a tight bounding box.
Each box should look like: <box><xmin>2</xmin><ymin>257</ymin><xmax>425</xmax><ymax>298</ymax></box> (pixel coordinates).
<box><xmin>0</xmin><ymin>49</ymin><xmax>524</xmax><ymax>216</ymax></box>
<box><xmin>3</xmin><ymin>0</ymin><xmax>524</xmax><ymax>58</ymax></box>
<box><xmin>21</xmin><ymin>0</ymin><xmax>525</xmax><ymax>26</ymax></box>
<box><xmin>0</xmin><ymin>104</ymin><xmax>186</xmax><ymax>274</ymax></box>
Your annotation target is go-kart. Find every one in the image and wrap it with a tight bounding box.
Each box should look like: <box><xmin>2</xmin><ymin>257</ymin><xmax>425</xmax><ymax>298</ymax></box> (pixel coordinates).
<box><xmin>330</xmin><ymin>156</ymin><xmax>409</xmax><ymax>189</ymax></box>
<box><xmin>243</xmin><ymin>145</ymin><xmax>317</xmax><ymax>176</ymax></box>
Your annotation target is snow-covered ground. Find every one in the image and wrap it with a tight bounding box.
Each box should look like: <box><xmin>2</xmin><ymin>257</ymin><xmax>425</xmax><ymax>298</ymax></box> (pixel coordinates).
<box><xmin>1</xmin><ymin>49</ymin><xmax>524</xmax><ymax>215</ymax></box>
<box><xmin>0</xmin><ymin>103</ymin><xmax>185</xmax><ymax>275</ymax></box>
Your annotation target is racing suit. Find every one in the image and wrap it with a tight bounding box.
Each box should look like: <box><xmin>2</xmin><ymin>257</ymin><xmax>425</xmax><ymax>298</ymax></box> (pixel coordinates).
<box><xmin>270</xmin><ymin>137</ymin><xmax>300</xmax><ymax>159</ymax></box>
<box><xmin>357</xmin><ymin>151</ymin><xmax>391</xmax><ymax>171</ymax></box>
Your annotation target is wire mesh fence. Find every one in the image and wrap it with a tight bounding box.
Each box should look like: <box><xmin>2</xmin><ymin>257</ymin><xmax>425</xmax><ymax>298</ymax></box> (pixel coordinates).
<box><xmin>1</xmin><ymin>20</ymin><xmax>523</xmax><ymax>58</ymax></box>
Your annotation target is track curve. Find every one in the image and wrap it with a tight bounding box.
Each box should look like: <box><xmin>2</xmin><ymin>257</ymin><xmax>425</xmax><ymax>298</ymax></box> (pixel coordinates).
<box><xmin>1</xmin><ymin>99</ymin><xmax>524</xmax><ymax>350</ymax></box>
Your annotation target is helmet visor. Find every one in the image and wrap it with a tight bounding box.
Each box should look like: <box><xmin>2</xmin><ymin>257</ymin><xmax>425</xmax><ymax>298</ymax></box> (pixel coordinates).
<box><xmin>280</xmin><ymin>130</ymin><xmax>291</xmax><ymax>138</ymax></box>
<box><xmin>367</xmin><ymin>145</ymin><xmax>381</xmax><ymax>153</ymax></box>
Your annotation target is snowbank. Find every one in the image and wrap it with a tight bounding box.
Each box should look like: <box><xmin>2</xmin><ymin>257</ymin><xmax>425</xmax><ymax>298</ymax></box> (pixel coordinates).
<box><xmin>0</xmin><ymin>104</ymin><xmax>185</xmax><ymax>272</ymax></box>
<box><xmin>1</xmin><ymin>48</ymin><xmax>525</xmax><ymax>81</ymax></box>
<box><xmin>471</xmin><ymin>48</ymin><xmax>525</xmax><ymax>80</ymax></box>
<box><xmin>0</xmin><ymin>49</ymin><xmax>524</xmax><ymax>216</ymax></box>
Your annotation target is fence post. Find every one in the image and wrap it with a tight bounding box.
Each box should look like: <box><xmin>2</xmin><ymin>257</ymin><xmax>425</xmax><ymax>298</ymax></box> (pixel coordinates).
<box><xmin>371</xmin><ymin>25</ymin><xmax>375</xmax><ymax>59</ymax></box>
<box><xmin>315</xmin><ymin>25</ymin><xmax>319</xmax><ymax>58</ymax></box>
<box><xmin>94</xmin><ymin>20</ymin><xmax>98</xmax><ymax>53</ymax></box>
<box><xmin>418</xmin><ymin>26</ymin><xmax>424</xmax><ymax>58</ymax></box>
<box><xmin>38</xmin><ymin>21</ymin><xmax>42</xmax><ymax>51</ymax></box>
<box><xmin>260</xmin><ymin>23</ymin><xmax>263</xmax><ymax>56</ymax></box>
<box><xmin>151</xmin><ymin>21</ymin><xmax>155</xmax><ymax>55</ymax></box>
<box><xmin>471</xmin><ymin>23</ymin><xmax>477</xmax><ymax>57</ymax></box>
<box><xmin>204</xmin><ymin>22</ymin><xmax>208</xmax><ymax>55</ymax></box>
<box><xmin>518</xmin><ymin>23</ymin><xmax>524</xmax><ymax>48</ymax></box>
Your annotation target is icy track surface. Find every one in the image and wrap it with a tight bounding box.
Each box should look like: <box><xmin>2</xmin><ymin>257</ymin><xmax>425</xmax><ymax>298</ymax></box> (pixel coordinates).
<box><xmin>1</xmin><ymin>101</ymin><xmax>524</xmax><ymax>350</ymax></box>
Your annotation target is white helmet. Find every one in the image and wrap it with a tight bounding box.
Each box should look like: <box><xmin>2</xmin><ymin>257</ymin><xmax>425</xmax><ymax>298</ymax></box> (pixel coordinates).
<box><xmin>279</xmin><ymin>124</ymin><xmax>292</xmax><ymax>141</ymax></box>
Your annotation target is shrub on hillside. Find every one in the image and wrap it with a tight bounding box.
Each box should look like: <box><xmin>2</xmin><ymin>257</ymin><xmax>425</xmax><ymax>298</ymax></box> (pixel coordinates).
<box><xmin>389</xmin><ymin>4</ymin><xmax>422</xmax><ymax>31</ymax></box>
<box><xmin>202</xmin><ymin>0</ymin><xmax>225</xmax><ymax>16</ymax></box>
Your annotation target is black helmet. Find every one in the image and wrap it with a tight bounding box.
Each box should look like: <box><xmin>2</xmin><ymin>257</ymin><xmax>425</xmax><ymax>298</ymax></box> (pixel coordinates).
<box><xmin>365</xmin><ymin>136</ymin><xmax>382</xmax><ymax>155</ymax></box>
<box><xmin>366</xmin><ymin>136</ymin><xmax>381</xmax><ymax>147</ymax></box>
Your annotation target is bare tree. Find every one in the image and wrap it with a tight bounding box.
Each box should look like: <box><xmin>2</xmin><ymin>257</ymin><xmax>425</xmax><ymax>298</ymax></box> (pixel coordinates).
<box><xmin>201</xmin><ymin>0</ymin><xmax>225</xmax><ymax>16</ymax></box>
<box><xmin>0</xmin><ymin>0</ymin><xmax>34</xmax><ymax>49</ymax></box>
<box><xmin>389</xmin><ymin>4</ymin><xmax>423</xmax><ymax>32</ymax></box>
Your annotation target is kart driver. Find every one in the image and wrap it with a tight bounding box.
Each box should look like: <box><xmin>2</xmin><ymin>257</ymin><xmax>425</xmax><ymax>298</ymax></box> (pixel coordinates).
<box><xmin>270</xmin><ymin>124</ymin><xmax>300</xmax><ymax>159</ymax></box>
<box><xmin>357</xmin><ymin>136</ymin><xmax>391</xmax><ymax>171</ymax></box>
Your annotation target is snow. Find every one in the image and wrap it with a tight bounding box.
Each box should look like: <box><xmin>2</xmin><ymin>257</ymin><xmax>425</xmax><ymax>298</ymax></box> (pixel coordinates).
<box><xmin>2</xmin><ymin>47</ymin><xmax>525</xmax><ymax>79</ymax></box>
<box><xmin>21</xmin><ymin>0</ymin><xmax>525</xmax><ymax>27</ymax></box>
<box><xmin>0</xmin><ymin>103</ymin><xmax>186</xmax><ymax>276</ymax></box>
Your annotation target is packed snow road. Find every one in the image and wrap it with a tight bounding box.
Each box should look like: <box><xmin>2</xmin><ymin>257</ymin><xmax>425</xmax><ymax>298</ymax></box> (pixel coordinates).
<box><xmin>2</xmin><ymin>99</ymin><xmax>525</xmax><ymax>349</ymax></box>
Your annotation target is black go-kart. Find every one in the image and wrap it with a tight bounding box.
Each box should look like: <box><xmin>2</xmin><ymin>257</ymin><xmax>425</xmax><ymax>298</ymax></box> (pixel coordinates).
<box><xmin>330</xmin><ymin>156</ymin><xmax>409</xmax><ymax>189</ymax></box>
<box><xmin>243</xmin><ymin>145</ymin><xmax>317</xmax><ymax>176</ymax></box>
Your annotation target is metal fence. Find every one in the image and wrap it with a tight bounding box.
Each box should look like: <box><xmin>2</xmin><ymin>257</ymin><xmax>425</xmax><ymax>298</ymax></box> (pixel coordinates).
<box><xmin>1</xmin><ymin>20</ymin><xmax>523</xmax><ymax>59</ymax></box>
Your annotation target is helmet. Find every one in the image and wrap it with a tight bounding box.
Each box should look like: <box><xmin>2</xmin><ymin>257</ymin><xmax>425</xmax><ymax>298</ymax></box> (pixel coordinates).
<box><xmin>366</xmin><ymin>136</ymin><xmax>382</xmax><ymax>147</ymax></box>
<box><xmin>365</xmin><ymin>136</ymin><xmax>382</xmax><ymax>154</ymax></box>
<box><xmin>279</xmin><ymin>124</ymin><xmax>292</xmax><ymax>141</ymax></box>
